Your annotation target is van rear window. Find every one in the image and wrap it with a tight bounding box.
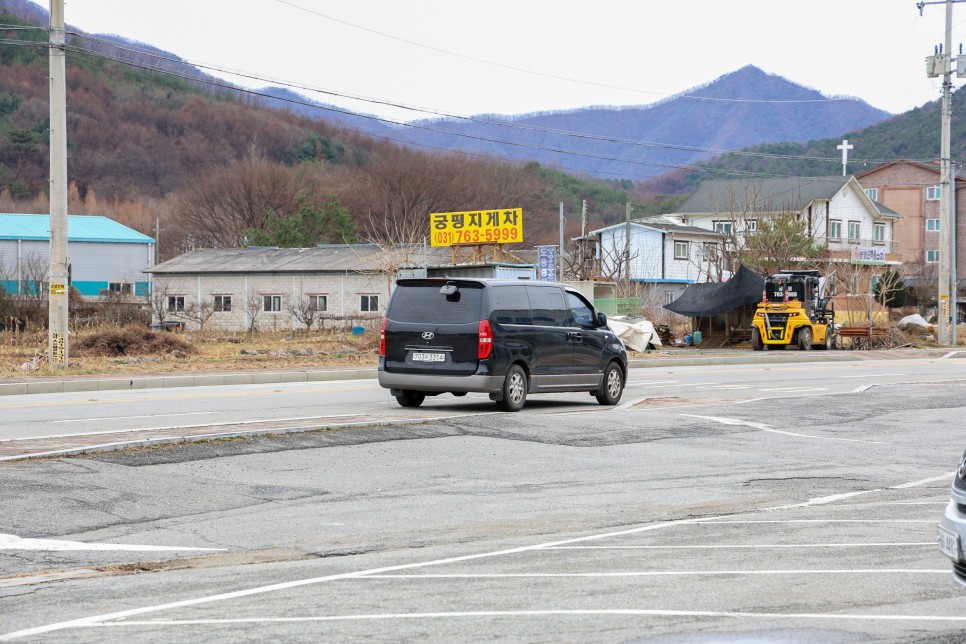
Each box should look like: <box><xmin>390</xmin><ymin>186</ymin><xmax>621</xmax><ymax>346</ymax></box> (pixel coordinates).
<box><xmin>388</xmin><ymin>283</ymin><xmax>483</xmax><ymax>324</ymax></box>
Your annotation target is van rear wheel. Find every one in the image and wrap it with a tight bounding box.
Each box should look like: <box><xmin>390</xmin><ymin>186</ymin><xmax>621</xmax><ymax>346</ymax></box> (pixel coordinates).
<box><xmin>496</xmin><ymin>365</ymin><xmax>528</xmax><ymax>412</ymax></box>
<box><xmin>395</xmin><ymin>390</ymin><xmax>425</xmax><ymax>408</ymax></box>
<box><xmin>596</xmin><ymin>362</ymin><xmax>624</xmax><ymax>405</ymax></box>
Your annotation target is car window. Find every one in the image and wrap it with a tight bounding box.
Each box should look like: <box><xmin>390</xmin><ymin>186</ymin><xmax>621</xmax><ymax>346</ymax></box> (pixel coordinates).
<box><xmin>491</xmin><ymin>285</ymin><xmax>532</xmax><ymax>325</ymax></box>
<box><xmin>566</xmin><ymin>291</ymin><xmax>595</xmax><ymax>327</ymax></box>
<box><xmin>388</xmin><ymin>283</ymin><xmax>482</xmax><ymax>324</ymax></box>
<box><xmin>526</xmin><ymin>286</ymin><xmax>566</xmax><ymax>327</ymax></box>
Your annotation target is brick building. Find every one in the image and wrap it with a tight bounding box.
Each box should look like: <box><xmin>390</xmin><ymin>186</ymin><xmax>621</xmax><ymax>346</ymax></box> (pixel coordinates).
<box><xmin>855</xmin><ymin>160</ymin><xmax>966</xmax><ymax>280</ymax></box>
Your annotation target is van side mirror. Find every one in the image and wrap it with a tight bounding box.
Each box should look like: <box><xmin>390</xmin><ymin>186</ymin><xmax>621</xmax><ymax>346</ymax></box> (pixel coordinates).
<box><xmin>596</xmin><ymin>311</ymin><xmax>607</xmax><ymax>327</ymax></box>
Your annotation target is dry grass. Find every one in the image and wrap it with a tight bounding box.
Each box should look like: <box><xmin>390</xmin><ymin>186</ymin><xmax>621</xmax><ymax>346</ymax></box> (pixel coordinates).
<box><xmin>0</xmin><ymin>325</ymin><xmax>380</xmax><ymax>379</ymax></box>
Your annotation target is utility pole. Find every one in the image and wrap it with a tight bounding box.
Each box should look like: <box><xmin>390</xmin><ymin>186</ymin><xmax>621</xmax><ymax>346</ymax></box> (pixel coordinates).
<box><xmin>921</xmin><ymin>0</ymin><xmax>966</xmax><ymax>345</ymax></box>
<box><xmin>48</xmin><ymin>0</ymin><xmax>69</xmax><ymax>367</ymax></box>
<box><xmin>624</xmin><ymin>202</ymin><xmax>632</xmax><ymax>283</ymax></box>
<box><xmin>558</xmin><ymin>202</ymin><xmax>564</xmax><ymax>282</ymax></box>
<box><xmin>939</xmin><ymin>0</ymin><xmax>954</xmax><ymax>345</ymax></box>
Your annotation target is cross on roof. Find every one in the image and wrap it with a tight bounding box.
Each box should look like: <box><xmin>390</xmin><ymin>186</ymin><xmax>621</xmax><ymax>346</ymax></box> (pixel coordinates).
<box><xmin>836</xmin><ymin>139</ymin><xmax>854</xmax><ymax>176</ymax></box>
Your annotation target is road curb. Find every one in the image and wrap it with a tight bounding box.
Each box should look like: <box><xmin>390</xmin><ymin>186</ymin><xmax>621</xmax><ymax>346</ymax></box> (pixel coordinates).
<box><xmin>0</xmin><ymin>352</ymin><xmax>910</xmax><ymax>397</ymax></box>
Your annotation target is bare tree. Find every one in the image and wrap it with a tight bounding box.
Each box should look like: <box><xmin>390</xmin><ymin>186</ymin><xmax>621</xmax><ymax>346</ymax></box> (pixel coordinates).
<box><xmin>740</xmin><ymin>210</ymin><xmax>824</xmax><ymax>277</ymax></box>
<box><xmin>177</xmin><ymin>299</ymin><xmax>216</xmax><ymax>332</ymax></box>
<box><xmin>170</xmin><ymin>155</ymin><xmax>317</xmax><ymax>249</ymax></box>
<box><xmin>147</xmin><ymin>279</ymin><xmax>180</xmax><ymax>327</ymax></box>
<box><xmin>245</xmin><ymin>291</ymin><xmax>263</xmax><ymax>335</ymax></box>
<box><xmin>290</xmin><ymin>295</ymin><xmax>320</xmax><ymax>332</ymax></box>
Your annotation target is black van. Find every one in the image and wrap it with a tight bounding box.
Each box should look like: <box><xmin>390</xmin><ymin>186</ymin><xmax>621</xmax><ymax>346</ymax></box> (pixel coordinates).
<box><xmin>378</xmin><ymin>278</ymin><xmax>628</xmax><ymax>411</ymax></box>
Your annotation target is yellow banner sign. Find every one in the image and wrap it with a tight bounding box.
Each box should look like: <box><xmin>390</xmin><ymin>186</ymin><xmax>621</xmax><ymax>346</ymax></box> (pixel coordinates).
<box><xmin>430</xmin><ymin>208</ymin><xmax>523</xmax><ymax>247</ymax></box>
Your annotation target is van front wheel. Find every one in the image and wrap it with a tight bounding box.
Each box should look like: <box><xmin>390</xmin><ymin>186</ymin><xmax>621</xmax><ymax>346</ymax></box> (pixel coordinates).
<box><xmin>596</xmin><ymin>362</ymin><xmax>624</xmax><ymax>405</ymax></box>
<box><xmin>395</xmin><ymin>391</ymin><xmax>425</xmax><ymax>408</ymax></box>
<box><xmin>496</xmin><ymin>365</ymin><xmax>528</xmax><ymax>412</ymax></box>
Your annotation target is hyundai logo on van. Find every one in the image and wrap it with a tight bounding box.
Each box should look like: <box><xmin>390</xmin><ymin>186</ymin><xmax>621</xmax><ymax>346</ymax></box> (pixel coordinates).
<box><xmin>421</xmin><ymin>332</ymin><xmax>435</xmax><ymax>340</ymax></box>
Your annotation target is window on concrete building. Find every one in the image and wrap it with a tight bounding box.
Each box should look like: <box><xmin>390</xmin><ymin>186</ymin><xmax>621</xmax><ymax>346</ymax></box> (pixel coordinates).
<box><xmin>360</xmin><ymin>294</ymin><xmax>379</xmax><ymax>312</ymax></box>
<box><xmin>848</xmin><ymin>221</ymin><xmax>861</xmax><ymax>241</ymax></box>
<box><xmin>744</xmin><ymin>219</ymin><xmax>758</xmax><ymax>232</ymax></box>
<box><xmin>167</xmin><ymin>295</ymin><xmax>184</xmax><ymax>312</ymax></box>
<box><xmin>712</xmin><ymin>221</ymin><xmax>733</xmax><ymax>235</ymax></box>
<box><xmin>213</xmin><ymin>295</ymin><xmax>232</xmax><ymax>312</ymax></box>
<box><xmin>829</xmin><ymin>220</ymin><xmax>842</xmax><ymax>240</ymax></box>
<box><xmin>665</xmin><ymin>291</ymin><xmax>675</xmax><ymax>305</ymax></box>
<box><xmin>927</xmin><ymin>250</ymin><xmax>940</xmax><ymax>263</ymax></box>
<box><xmin>927</xmin><ymin>185</ymin><xmax>942</xmax><ymax>201</ymax></box>
<box><xmin>927</xmin><ymin>218</ymin><xmax>940</xmax><ymax>232</ymax></box>
<box><xmin>108</xmin><ymin>282</ymin><xmax>132</xmax><ymax>294</ymax></box>
<box><xmin>873</xmin><ymin>223</ymin><xmax>885</xmax><ymax>244</ymax></box>
<box><xmin>308</xmin><ymin>294</ymin><xmax>327</xmax><ymax>312</ymax></box>
<box><xmin>263</xmin><ymin>295</ymin><xmax>281</xmax><ymax>312</ymax></box>
<box><xmin>673</xmin><ymin>241</ymin><xmax>689</xmax><ymax>260</ymax></box>
<box><xmin>864</xmin><ymin>188</ymin><xmax>878</xmax><ymax>201</ymax></box>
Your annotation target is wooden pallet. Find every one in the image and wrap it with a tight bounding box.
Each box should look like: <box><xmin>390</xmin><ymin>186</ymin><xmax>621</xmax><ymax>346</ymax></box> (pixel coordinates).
<box><xmin>836</xmin><ymin>326</ymin><xmax>889</xmax><ymax>339</ymax></box>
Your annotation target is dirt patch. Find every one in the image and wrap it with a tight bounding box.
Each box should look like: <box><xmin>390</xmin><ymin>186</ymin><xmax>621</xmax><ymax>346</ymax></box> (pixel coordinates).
<box><xmin>73</xmin><ymin>325</ymin><xmax>195</xmax><ymax>357</ymax></box>
<box><xmin>0</xmin><ymin>326</ymin><xmax>380</xmax><ymax>378</ymax></box>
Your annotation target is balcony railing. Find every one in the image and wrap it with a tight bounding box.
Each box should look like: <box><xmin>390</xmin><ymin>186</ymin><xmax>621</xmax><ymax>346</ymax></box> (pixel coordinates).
<box><xmin>817</xmin><ymin>236</ymin><xmax>900</xmax><ymax>254</ymax></box>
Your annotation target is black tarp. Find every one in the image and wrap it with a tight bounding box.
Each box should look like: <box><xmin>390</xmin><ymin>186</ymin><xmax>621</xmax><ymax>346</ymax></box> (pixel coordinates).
<box><xmin>664</xmin><ymin>265</ymin><xmax>765</xmax><ymax>317</ymax></box>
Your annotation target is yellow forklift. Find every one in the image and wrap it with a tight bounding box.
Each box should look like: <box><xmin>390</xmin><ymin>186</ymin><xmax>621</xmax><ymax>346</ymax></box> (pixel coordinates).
<box><xmin>751</xmin><ymin>270</ymin><xmax>835</xmax><ymax>351</ymax></box>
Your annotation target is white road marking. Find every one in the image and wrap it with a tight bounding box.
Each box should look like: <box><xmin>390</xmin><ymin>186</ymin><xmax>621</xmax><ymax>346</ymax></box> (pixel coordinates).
<box><xmin>891</xmin><ymin>472</ymin><xmax>955</xmax><ymax>488</ymax></box>
<box><xmin>545</xmin><ymin>543</ymin><xmax>934</xmax><ymax>549</ymax></box>
<box><xmin>681</xmin><ymin>414</ymin><xmax>883</xmax><ymax>444</ymax></box>
<box><xmin>613</xmin><ymin>397</ymin><xmax>645</xmax><ymax>411</ymax></box>
<box><xmin>0</xmin><ymin>533</ymin><xmax>223</xmax><ymax>552</ymax></box>
<box><xmin>626</xmin><ymin>380</ymin><xmax>678</xmax><ymax>386</ymax></box>
<box><xmin>0</xmin><ymin>470</ymin><xmax>951</xmax><ymax>640</ymax></box>
<box><xmin>704</xmin><ymin>385</ymin><xmax>750</xmax><ymax>390</ymax></box>
<box><xmin>52</xmin><ymin>412</ymin><xmax>217</xmax><ymax>424</ymax></box>
<box><xmin>365</xmin><ymin>569</ymin><xmax>948</xmax><ymax>578</ymax></box>
<box><xmin>803</xmin><ymin>490</ymin><xmax>879</xmax><ymax>506</ymax></box>
<box><xmin>699</xmin><ymin>519</ymin><xmax>935</xmax><ymax>524</ymax></box>
<box><xmin>759</xmin><ymin>387</ymin><xmax>827</xmax><ymax>393</ymax></box>
<box><xmin>92</xmin><ymin>608</ymin><xmax>966</xmax><ymax>627</ymax></box>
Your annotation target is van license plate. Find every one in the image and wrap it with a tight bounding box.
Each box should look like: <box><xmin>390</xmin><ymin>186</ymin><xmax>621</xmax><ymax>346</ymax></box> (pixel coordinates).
<box><xmin>412</xmin><ymin>352</ymin><xmax>445</xmax><ymax>363</ymax></box>
<box><xmin>939</xmin><ymin>525</ymin><xmax>962</xmax><ymax>562</ymax></box>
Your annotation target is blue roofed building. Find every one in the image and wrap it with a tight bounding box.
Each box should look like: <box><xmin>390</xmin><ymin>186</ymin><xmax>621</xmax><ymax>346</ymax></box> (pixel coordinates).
<box><xmin>0</xmin><ymin>213</ymin><xmax>155</xmax><ymax>297</ymax></box>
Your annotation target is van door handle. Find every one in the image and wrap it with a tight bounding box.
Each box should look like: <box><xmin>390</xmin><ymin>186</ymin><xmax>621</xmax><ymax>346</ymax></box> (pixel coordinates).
<box><xmin>567</xmin><ymin>332</ymin><xmax>582</xmax><ymax>342</ymax></box>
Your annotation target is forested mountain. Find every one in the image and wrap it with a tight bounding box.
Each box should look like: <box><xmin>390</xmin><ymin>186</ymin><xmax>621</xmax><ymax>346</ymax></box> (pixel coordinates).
<box><xmin>639</xmin><ymin>89</ymin><xmax>955</xmax><ymax>195</ymax></box>
<box><xmin>0</xmin><ymin>2</ymin><xmax>652</xmax><ymax>257</ymax></box>
<box><xmin>0</xmin><ymin>0</ymin><xmax>915</xmax><ymax>261</ymax></box>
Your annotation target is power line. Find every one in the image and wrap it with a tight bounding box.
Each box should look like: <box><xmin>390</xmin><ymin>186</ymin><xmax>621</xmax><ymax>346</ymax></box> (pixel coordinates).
<box><xmin>63</xmin><ymin>44</ymin><xmax>786</xmax><ymax>180</ymax></box>
<box><xmin>273</xmin><ymin>0</ymin><xmax>855</xmax><ymax>106</ymax></box>
<box><xmin>63</xmin><ymin>31</ymin><xmax>920</xmax><ymax>167</ymax></box>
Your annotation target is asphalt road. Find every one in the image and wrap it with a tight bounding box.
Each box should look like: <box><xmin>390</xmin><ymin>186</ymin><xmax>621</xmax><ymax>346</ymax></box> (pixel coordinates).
<box><xmin>1</xmin><ymin>355</ymin><xmax>966</xmax><ymax>641</ymax></box>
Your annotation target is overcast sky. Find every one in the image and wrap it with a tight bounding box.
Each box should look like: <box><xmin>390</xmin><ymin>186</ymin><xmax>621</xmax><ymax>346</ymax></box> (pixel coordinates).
<box><xmin>28</xmin><ymin>0</ymin><xmax>965</xmax><ymax>123</ymax></box>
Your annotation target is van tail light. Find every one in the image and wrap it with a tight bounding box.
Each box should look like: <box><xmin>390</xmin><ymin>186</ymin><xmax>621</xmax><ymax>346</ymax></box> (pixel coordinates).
<box><xmin>379</xmin><ymin>317</ymin><xmax>387</xmax><ymax>356</ymax></box>
<box><xmin>478</xmin><ymin>320</ymin><xmax>493</xmax><ymax>359</ymax></box>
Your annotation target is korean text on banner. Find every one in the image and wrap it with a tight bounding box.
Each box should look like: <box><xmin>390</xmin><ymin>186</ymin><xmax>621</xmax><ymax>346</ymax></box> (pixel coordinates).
<box><xmin>538</xmin><ymin>245</ymin><xmax>557</xmax><ymax>281</ymax></box>
<box><xmin>429</xmin><ymin>208</ymin><xmax>523</xmax><ymax>247</ymax></box>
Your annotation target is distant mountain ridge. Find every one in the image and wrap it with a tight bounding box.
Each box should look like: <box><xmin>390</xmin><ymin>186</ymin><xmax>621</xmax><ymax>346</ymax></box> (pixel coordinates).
<box><xmin>0</xmin><ymin>0</ymin><xmax>891</xmax><ymax>188</ymax></box>
<box><xmin>260</xmin><ymin>66</ymin><xmax>890</xmax><ymax>182</ymax></box>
